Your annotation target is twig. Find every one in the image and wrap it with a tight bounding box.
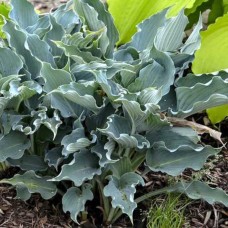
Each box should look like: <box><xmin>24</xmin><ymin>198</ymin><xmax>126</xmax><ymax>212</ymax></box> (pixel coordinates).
<box><xmin>167</xmin><ymin>117</ymin><xmax>225</xmax><ymax>146</ymax></box>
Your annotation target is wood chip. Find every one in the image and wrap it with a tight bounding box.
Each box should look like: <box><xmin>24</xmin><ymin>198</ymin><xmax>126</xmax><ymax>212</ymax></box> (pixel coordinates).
<box><xmin>204</xmin><ymin>211</ymin><xmax>212</xmax><ymax>225</ymax></box>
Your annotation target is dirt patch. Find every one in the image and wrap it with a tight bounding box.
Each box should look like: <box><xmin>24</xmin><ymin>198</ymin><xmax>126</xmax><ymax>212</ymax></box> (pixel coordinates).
<box><xmin>0</xmin><ymin>185</ymin><xmax>74</xmax><ymax>228</ymax></box>
<box><xmin>32</xmin><ymin>0</ymin><xmax>69</xmax><ymax>12</ymax></box>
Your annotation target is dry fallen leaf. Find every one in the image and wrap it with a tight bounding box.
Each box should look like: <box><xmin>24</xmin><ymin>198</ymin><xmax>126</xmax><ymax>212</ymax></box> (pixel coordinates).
<box><xmin>167</xmin><ymin>117</ymin><xmax>225</xmax><ymax>146</ymax></box>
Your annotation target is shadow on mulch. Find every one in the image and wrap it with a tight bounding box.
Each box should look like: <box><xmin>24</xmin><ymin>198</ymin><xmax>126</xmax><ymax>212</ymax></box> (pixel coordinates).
<box><xmin>0</xmin><ymin>185</ymin><xmax>74</xmax><ymax>228</ymax></box>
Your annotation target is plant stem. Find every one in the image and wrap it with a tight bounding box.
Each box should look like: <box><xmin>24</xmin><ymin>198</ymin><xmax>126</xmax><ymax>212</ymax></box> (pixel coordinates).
<box><xmin>30</xmin><ymin>134</ymin><xmax>36</xmax><ymax>155</ymax></box>
<box><xmin>117</xmin><ymin>146</ymin><xmax>123</xmax><ymax>156</ymax></box>
<box><xmin>0</xmin><ymin>163</ymin><xmax>4</xmax><ymax>171</ymax></box>
<box><xmin>0</xmin><ymin>161</ymin><xmax>9</xmax><ymax>171</ymax></box>
<box><xmin>106</xmin><ymin>207</ymin><xmax>116</xmax><ymax>224</ymax></box>
<box><xmin>96</xmin><ymin>177</ymin><xmax>110</xmax><ymax>221</ymax></box>
<box><xmin>131</xmin><ymin>152</ymin><xmax>145</xmax><ymax>171</ymax></box>
<box><xmin>135</xmin><ymin>186</ymin><xmax>172</xmax><ymax>203</ymax></box>
<box><xmin>15</xmin><ymin>97</ymin><xmax>23</xmax><ymax>112</ymax></box>
<box><xmin>124</xmin><ymin>148</ymin><xmax>131</xmax><ymax>157</ymax></box>
<box><xmin>110</xmin><ymin>208</ymin><xmax>122</xmax><ymax>224</ymax></box>
<box><xmin>81</xmin><ymin>211</ymin><xmax>88</xmax><ymax>222</ymax></box>
<box><xmin>57</xmin><ymin>188</ymin><xmax>65</xmax><ymax>196</ymax></box>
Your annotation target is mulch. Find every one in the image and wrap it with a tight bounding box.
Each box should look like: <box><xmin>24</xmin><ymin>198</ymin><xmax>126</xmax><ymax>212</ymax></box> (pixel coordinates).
<box><xmin>0</xmin><ymin>0</ymin><xmax>228</xmax><ymax>227</ymax></box>
<box><xmin>183</xmin><ymin>149</ymin><xmax>228</xmax><ymax>228</ymax></box>
<box><xmin>0</xmin><ymin>185</ymin><xmax>73</xmax><ymax>228</ymax></box>
<box><xmin>32</xmin><ymin>0</ymin><xmax>69</xmax><ymax>12</ymax></box>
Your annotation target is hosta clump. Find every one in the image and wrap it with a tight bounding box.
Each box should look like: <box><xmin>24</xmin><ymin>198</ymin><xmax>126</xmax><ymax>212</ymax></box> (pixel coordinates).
<box><xmin>0</xmin><ymin>0</ymin><xmax>228</xmax><ymax>225</ymax></box>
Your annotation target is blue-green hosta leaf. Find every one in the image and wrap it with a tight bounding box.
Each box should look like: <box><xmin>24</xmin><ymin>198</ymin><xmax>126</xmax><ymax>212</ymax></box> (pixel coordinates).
<box><xmin>173</xmin><ymin>54</ymin><xmax>194</xmax><ymax>77</ymax></box>
<box><xmin>91</xmin><ymin>140</ymin><xmax>117</xmax><ymax>167</ymax></box>
<box><xmin>0</xmin><ymin>112</ymin><xmax>26</xmax><ymax>135</ymax></box>
<box><xmin>10</xmin><ymin>0</ymin><xmax>38</xmax><ymax>29</ymax></box>
<box><xmin>71</xmin><ymin>61</ymin><xmax>130</xmax><ymax>82</ymax></box>
<box><xmin>50</xmin><ymin>93</ymin><xmax>86</xmax><ymax>118</ymax></box>
<box><xmin>0</xmin><ymin>75</ymin><xmax>22</xmax><ymax>92</ymax></box>
<box><xmin>70</xmin><ymin>60</ymin><xmax>107</xmax><ymax>75</ymax></box>
<box><xmin>7</xmin><ymin>154</ymin><xmax>48</xmax><ymax>171</ymax></box>
<box><xmin>9</xmin><ymin>80</ymin><xmax>42</xmax><ymax>101</ymax></box>
<box><xmin>76</xmin><ymin>0</ymin><xmax>119</xmax><ymax>57</ymax></box>
<box><xmin>43</xmin><ymin>16</ymin><xmax>65</xmax><ymax>57</ymax></box>
<box><xmin>181</xmin><ymin>15</ymin><xmax>203</xmax><ymax>55</ymax></box>
<box><xmin>114</xmin><ymin>46</ymin><xmax>139</xmax><ymax>62</ymax></box>
<box><xmin>45</xmin><ymin>147</ymin><xmax>64</xmax><ymax>170</ymax></box>
<box><xmin>139</xmin><ymin>180</ymin><xmax>228</xmax><ymax>207</ymax></box>
<box><xmin>62</xmin><ymin>184</ymin><xmax>93</xmax><ymax>224</ymax></box>
<box><xmin>26</xmin><ymin>15</ymin><xmax>50</xmax><ymax>36</ymax></box>
<box><xmin>172</xmin><ymin>181</ymin><xmax>228</xmax><ymax>207</ymax></box>
<box><xmin>118</xmin><ymin>98</ymin><xmax>168</xmax><ymax>133</ymax></box>
<box><xmin>155</xmin><ymin>10</ymin><xmax>188</xmax><ymax>52</ymax></box>
<box><xmin>128</xmin><ymin>47</ymin><xmax>175</xmax><ymax>96</ymax></box>
<box><xmin>158</xmin><ymin>86</ymin><xmax>177</xmax><ymax>111</ymax></box>
<box><xmin>26</xmin><ymin>34</ymin><xmax>56</xmax><ymax>67</ymax></box>
<box><xmin>50</xmin><ymin>149</ymin><xmax>101</xmax><ymax>186</ymax></box>
<box><xmin>62</xmin><ymin>31</ymin><xmax>103</xmax><ymax>52</ymax></box>
<box><xmin>98</xmin><ymin>115</ymin><xmax>150</xmax><ymax>149</ymax></box>
<box><xmin>42</xmin><ymin>66</ymin><xmax>80</xmax><ymax>117</ymax></box>
<box><xmin>146</xmin><ymin>146</ymin><xmax>219</xmax><ymax>176</ymax></box>
<box><xmin>176</xmin><ymin>72</ymin><xmax>228</xmax><ymax>87</ymax></box>
<box><xmin>119</xmin><ymin>67</ymin><xmax>137</xmax><ymax>87</ymax></box>
<box><xmin>15</xmin><ymin>185</ymin><xmax>31</xmax><ymax>201</ymax></box>
<box><xmin>0</xmin><ymin>47</ymin><xmax>23</xmax><ymax>76</ymax></box>
<box><xmin>54</xmin><ymin>40</ymin><xmax>101</xmax><ymax>63</ymax></box>
<box><xmin>33</xmin><ymin>109</ymin><xmax>62</xmax><ymax>139</ymax></box>
<box><xmin>95</xmin><ymin>71</ymin><xmax>123</xmax><ymax>100</ymax></box>
<box><xmin>3</xmin><ymin>20</ymin><xmax>41</xmax><ymax>78</ymax></box>
<box><xmin>146</xmin><ymin>126</ymin><xmax>201</xmax><ymax>152</ymax></box>
<box><xmin>61</xmin><ymin>128</ymin><xmax>96</xmax><ymax>156</ymax></box>
<box><xmin>0</xmin><ymin>131</ymin><xmax>31</xmax><ymax>162</ymax></box>
<box><xmin>103</xmin><ymin>172</ymin><xmax>144</xmax><ymax>222</ymax></box>
<box><xmin>85</xmin><ymin>102</ymin><xmax>115</xmax><ymax>131</ymax></box>
<box><xmin>73</xmin><ymin>0</ymin><xmax>109</xmax><ymax>58</ymax></box>
<box><xmin>0</xmin><ymin>171</ymin><xmax>57</xmax><ymax>200</ymax></box>
<box><xmin>13</xmin><ymin>108</ymin><xmax>62</xmax><ymax>138</ymax></box>
<box><xmin>3</xmin><ymin>21</ymin><xmax>55</xmax><ymax>71</ymax></box>
<box><xmin>41</xmin><ymin>63</ymin><xmax>73</xmax><ymax>93</ymax></box>
<box><xmin>0</xmin><ymin>97</ymin><xmax>10</xmax><ymax>116</ymax></box>
<box><xmin>128</xmin><ymin>9</ymin><xmax>167</xmax><ymax>51</ymax></box>
<box><xmin>173</xmin><ymin>76</ymin><xmax>228</xmax><ymax>118</ymax></box>
<box><xmin>119</xmin><ymin>99</ymin><xmax>149</xmax><ymax>131</ymax></box>
<box><xmin>50</xmin><ymin>82</ymin><xmax>102</xmax><ymax>114</ymax></box>
<box><xmin>138</xmin><ymin>87</ymin><xmax>162</xmax><ymax>105</ymax></box>
<box><xmin>52</xmin><ymin>3</ymin><xmax>80</xmax><ymax>32</ymax></box>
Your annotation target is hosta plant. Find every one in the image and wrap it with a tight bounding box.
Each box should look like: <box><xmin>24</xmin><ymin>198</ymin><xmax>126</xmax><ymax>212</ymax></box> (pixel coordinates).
<box><xmin>108</xmin><ymin>0</ymin><xmax>228</xmax><ymax>123</ymax></box>
<box><xmin>0</xmin><ymin>0</ymin><xmax>228</xmax><ymax>225</ymax></box>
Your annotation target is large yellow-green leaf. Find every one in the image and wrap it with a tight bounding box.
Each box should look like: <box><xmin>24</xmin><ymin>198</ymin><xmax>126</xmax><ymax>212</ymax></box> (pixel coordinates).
<box><xmin>192</xmin><ymin>14</ymin><xmax>228</xmax><ymax>74</ymax></box>
<box><xmin>223</xmin><ymin>0</ymin><xmax>228</xmax><ymax>12</ymax></box>
<box><xmin>192</xmin><ymin>14</ymin><xmax>228</xmax><ymax>123</ymax></box>
<box><xmin>206</xmin><ymin>104</ymin><xmax>228</xmax><ymax>124</ymax></box>
<box><xmin>0</xmin><ymin>2</ymin><xmax>10</xmax><ymax>38</ymax></box>
<box><xmin>107</xmin><ymin>0</ymin><xmax>199</xmax><ymax>44</ymax></box>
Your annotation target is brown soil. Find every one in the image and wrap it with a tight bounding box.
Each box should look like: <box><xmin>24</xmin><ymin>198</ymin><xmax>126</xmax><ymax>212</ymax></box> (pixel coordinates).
<box><xmin>0</xmin><ymin>185</ymin><xmax>73</xmax><ymax>228</ymax></box>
